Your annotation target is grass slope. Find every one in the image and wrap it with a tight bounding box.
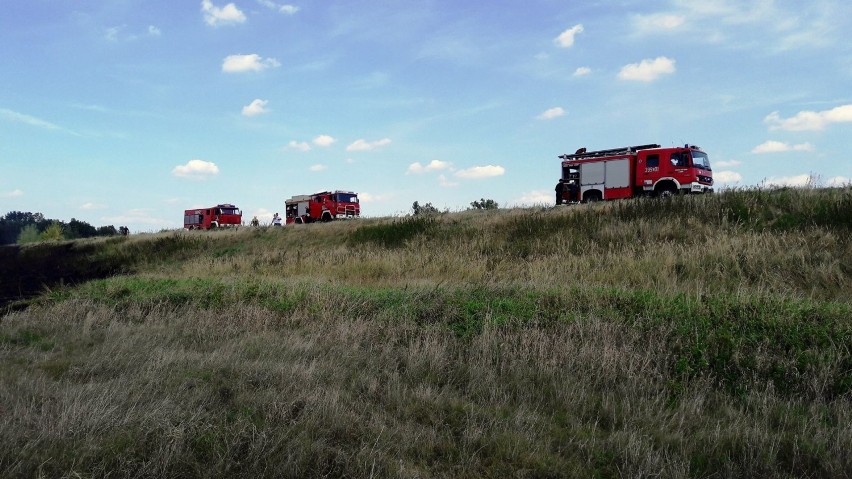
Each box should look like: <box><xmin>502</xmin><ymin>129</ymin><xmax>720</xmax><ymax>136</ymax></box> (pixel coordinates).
<box><xmin>1</xmin><ymin>187</ymin><xmax>851</xmax><ymax>477</ymax></box>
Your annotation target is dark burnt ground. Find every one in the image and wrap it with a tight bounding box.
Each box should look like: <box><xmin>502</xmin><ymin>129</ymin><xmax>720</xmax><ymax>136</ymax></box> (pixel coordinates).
<box><xmin>0</xmin><ymin>242</ymin><xmax>130</xmax><ymax>311</ymax></box>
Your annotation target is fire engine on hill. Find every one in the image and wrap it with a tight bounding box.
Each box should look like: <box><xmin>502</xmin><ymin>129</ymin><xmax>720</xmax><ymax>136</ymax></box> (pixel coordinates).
<box><xmin>285</xmin><ymin>191</ymin><xmax>360</xmax><ymax>224</ymax></box>
<box><xmin>183</xmin><ymin>204</ymin><xmax>242</xmax><ymax>230</ymax></box>
<box><xmin>557</xmin><ymin>144</ymin><xmax>713</xmax><ymax>204</ymax></box>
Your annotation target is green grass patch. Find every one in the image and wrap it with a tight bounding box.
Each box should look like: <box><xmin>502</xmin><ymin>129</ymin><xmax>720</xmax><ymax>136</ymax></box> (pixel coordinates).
<box><xmin>348</xmin><ymin>215</ymin><xmax>437</xmax><ymax>248</ymax></box>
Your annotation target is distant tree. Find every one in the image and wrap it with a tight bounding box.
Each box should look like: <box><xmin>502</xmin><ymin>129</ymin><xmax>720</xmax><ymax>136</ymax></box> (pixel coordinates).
<box><xmin>16</xmin><ymin>224</ymin><xmax>41</xmax><ymax>244</ymax></box>
<box><xmin>96</xmin><ymin>225</ymin><xmax>118</xmax><ymax>236</ymax></box>
<box><xmin>412</xmin><ymin>201</ymin><xmax>439</xmax><ymax>216</ymax></box>
<box><xmin>65</xmin><ymin>218</ymin><xmax>98</xmax><ymax>239</ymax></box>
<box><xmin>40</xmin><ymin>222</ymin><xmax>65</xmax><ymax>241</ymax></box>
<box><xmin>1</xmin><ymin>211</ymin><xmax>45</xmax><ymax>244</ymax></box>
<box><xmin>1</xmin><ymin>211</ymin><xmax>116</xmax><ymax>244</ymax></box>
<box><xmin>2</xmin><ymin>211</ymin><xmax>45</xmax><ymax>224</ymax></box>
<box><xmin>470</xmin><ymin>198</ymin><xmax>499</xmax><ymax>210</ymax></box>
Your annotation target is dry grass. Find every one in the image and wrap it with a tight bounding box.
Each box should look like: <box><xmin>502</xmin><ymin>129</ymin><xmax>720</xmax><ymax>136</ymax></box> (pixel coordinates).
<box><xmin>3</xmin><ymin>299</ymin><xmax>849</xmax><ymax>477</ymax></box>
<box><xmin>1</xmin><ymin>187</ymin><xmax>850</xmax><ymax>477</ymax></box>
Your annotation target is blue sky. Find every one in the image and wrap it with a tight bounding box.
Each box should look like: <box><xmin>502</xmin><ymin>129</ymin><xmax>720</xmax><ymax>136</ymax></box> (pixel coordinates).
<box><xmin>1</xmin><ymin>0</ymin><xmax>851</xmax><ymax>231</ymax></box>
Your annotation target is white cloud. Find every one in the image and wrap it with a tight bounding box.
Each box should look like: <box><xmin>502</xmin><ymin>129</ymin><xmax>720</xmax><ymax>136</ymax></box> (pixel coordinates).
<box><xmin>1</xmin><ymin>189</ymin><xmax>23</xmax><ymax>198</ymax></box>
<box><xmin>618</xmin><ymin>56</ymin><xmax>676</xmax><ymax>82</ymax></box>
<box><xmin>752</xmin><ymin>141</ymin><xmax>814</xmax><ymax>154</ymax></box>
<box><xmin>454</xmin><ymin>165</ymin><xmax>505</xmax><ymax>179</ymax></box>
<box><xmin>148</xmin><ymin>25</ymin><xmax>161</xmax><ymax>36</ymax></box>
<box><xmin>536</xmin><ymin>107</ymin><xmax>565</xmax><ymax>120</ymax></box>
<box><xmin>346</xmin><ymin>138</ymin><xmax>391</xmax><ymax>151</ymax></box>
<box><xmin>554</xmin><ymin>24</ymin><xmax>584</xmax><ymax>48</ymax></box>
<box><xmin>714</xmin><ymin>171</ymin><xmax>743</xmax><ymax>183</ymax></box>
<box><xmin>172</xmin><ymin>159</ymin><xmax>220</xmax><ymax>179</ymax></box>
<box><xmin>407</xmin><ymin>160</ymin><xmax>453</xmax><ymax>174</ymax></box>
<box><xmin>827</xmin><ymin>176</ymin><xmax>850</xmax><ymax>186</ymax></box>
<box><xmin>104</xmin><ymin>26</ymin><xmax>121</xmax><ymax>42</ymax></box>
<box><xmin>241</xmin><ymin>99</ymin><xmax>269</xmax><ymax>117</ymax></box>
<box><xmin>573</xmin><ymin>67</ymin><xmax>591</xmax><ymax>77</ymax></box>
<box><xmin>438</xmin><ymin>174</ymin><xmax>459</xmax><ymax>188</ymax></box>
<box><xmin>764</xmin><ymin>104</ymin><xmax>852</xmax><ymax>131</ymax></box>
<box><xmin>81</xmin><ymin>202</ymin><xmax>106</xmax><ymax>210</ymax></box>
<box><xmin>763</xmin><ymin>174</ymin><xmax>813</xmax><ymax>187</ymax></box>
<box><xmin>222</xmin><ymin>54</ymin><xmax>280</xmax><ymax>73</ymax></box>
<box><xmin>258</xmin><ymin>0</ymin><xmax>299</xmax><ymax>14</ymax></box>
<box><xmin>313</xmin><ymin>135</ymin><xmax>336</xmax><ymax>147</ymax></box>
<box><xmin>359</xmin><ymin>192</ymin><xmax>394</xmax><ymax>203</ymax></box>
<box><xmin>202</xmin><ymin>0</ymin><xmax>246</xmax><ymax>26</ymax></box>
<box><xmin>103</xmin><ymin>209</ymin><xmax>171</xmax><ymax>226</ymax></box>
<box><xmin>309</xmin><ymin>164</ymin><xmax>327</xmax><ymax>172</ymax></box>
<box><xmin>673</xmin><ymin>0</ymin><xmax>777</xmax><ymax>26</ymax></box>
<box><xmin>514</xmin><ymin>190</ymin><xmax>552</xmax><ymax>205</ymax></box>
<box><xmin>287</xmin><ymin>140</ymin><xmax>311</xmax><ymax>152</ymax></box>
<box><xmin>632</xmin><ymin>13</ymin><xmax>686</xmax><ymax>34</ymax></box>
<box><xmin>714</xmin><ymin>160</ymin><xmax>741</xmax><ymax>168</ymax></box>
<box><xmin>0</xmin><ymin>108</ymin><xmax>66</xmax><ymax>133</ymax></box>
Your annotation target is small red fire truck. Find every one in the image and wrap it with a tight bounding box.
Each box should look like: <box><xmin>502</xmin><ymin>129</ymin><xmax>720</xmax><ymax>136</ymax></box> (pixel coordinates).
<box><xmin>285</xmin><ymin>191</ymin><xmax>360</xmax><ymax>224</ymax></box>
<box><xmin>558</xmin><ymin>144</ymin><xmax>713</xmax><ymax>203</ymax></box>
<box><xmin>183</xmin><ymin>204</ymin><xmax>242</xmax><ymax>230</ymax></box>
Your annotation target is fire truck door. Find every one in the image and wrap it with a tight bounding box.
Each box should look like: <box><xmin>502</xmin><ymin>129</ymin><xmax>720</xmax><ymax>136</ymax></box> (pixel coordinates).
<box><xmin>297</xmin><ymin>202</ymin><xmax>308</xmax><ymax>217</ymax></box>
<box><xmin>605</xmin><ymin>159</ymin><xmax>630</xmax><ymax>188</ymax></box>
<box><xmin>580</xmin><ymin>162</ymin><xmax>605</xmax><ymax>187</ymax></box>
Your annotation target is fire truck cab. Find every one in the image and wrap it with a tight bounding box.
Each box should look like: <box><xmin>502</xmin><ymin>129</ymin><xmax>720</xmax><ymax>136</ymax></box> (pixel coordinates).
<box><xmin>183</xmin><ymin>204</ymin><xmax>242</xmax><ymax>230</ymax></box>
<box><xmin>559</xmin><ymin>144</ymin><xmax>713</xmax><ymax>203</ymax></box>
<box><xmin>285</xmin><ymin>191</ymin><xmax>360</xmax><ymax>224</ymax></box>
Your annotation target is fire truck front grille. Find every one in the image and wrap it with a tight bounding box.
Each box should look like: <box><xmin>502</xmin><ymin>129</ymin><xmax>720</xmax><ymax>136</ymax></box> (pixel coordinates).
<box><xmin>698</xmin><ymin>175</ymin><xmax>713</xmax><ymax>184</ymax></box>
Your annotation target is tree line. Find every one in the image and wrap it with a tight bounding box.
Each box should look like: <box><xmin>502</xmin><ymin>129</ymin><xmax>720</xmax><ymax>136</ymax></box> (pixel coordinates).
<box><xmin>0</xmin><ymin>211</ymin><xmax>120</xmax><ymax>245</ymax></box>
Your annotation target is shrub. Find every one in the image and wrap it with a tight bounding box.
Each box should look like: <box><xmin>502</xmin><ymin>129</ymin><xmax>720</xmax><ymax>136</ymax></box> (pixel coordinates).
<box><xmin>16</xmin><ymin>224</ymin><xmax>41</xmax><ymax>244</ymax></box>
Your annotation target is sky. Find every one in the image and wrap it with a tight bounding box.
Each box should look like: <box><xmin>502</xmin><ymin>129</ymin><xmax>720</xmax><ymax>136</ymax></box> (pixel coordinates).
<box><xmin>1</xmin><ymin>0</ymin><xmax>851</xmax><ymax>231</ymax></box>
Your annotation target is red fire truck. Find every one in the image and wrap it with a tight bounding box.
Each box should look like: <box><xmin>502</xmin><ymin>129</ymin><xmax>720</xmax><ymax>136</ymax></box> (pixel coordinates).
<box><xmin>183</xmin><ymin>204</ymin><xmax>242</xmax><ymax>230</ymax></box>
<box><xmin>285</xmin><ymin>191</ymin><xmax>360</xmax><ymax>224</ymax></box>
<box><xmin>558</xmin><ymin>144</ymin><xmax>713</xmax><ymax>203</ymax></box>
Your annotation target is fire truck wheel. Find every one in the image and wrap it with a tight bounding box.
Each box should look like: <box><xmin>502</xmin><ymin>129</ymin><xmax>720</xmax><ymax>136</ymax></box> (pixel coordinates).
<box><xmin>657</xmin><ymin>186</ymin><xmax>678</xmax><ymax>199</ymax></box>
<box><xmin>321</xmin><ymin>212</ymin><xmax>333</xmax><ymax>222</ymax></box>
<box><xmin>584</xmin><ymin>190</ymin><xmax>602</xmax><ymax>203</ymax></box>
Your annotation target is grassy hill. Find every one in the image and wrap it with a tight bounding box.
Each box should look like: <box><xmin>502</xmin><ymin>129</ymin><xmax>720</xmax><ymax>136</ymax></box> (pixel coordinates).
<box><xmin>1</xmin><ymin>187</ymin><xmax>850</xmax><ymax>477</ymax></box>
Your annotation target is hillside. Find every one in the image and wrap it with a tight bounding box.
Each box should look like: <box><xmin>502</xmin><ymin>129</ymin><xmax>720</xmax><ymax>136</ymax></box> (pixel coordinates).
<box><xmin>1</xmin><ymin>187</ymin><xmax>851</xmax><ymax>477</ymax></box>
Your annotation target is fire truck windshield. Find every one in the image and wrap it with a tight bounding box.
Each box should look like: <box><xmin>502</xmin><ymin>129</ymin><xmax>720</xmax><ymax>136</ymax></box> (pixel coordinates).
<box><xmin>691</xmin><ymin>151</ymin><xmax>711</xmax><ymax>170</ymax></box>
<box><xmin>336</xmin><ymin>193</ymin><xmax>358</xmax><ymax>203</ymax></box>
<box><xmin>219</xmin><ymin>208</ymin><xmax>240</xmax><ymax>215</ymax></box>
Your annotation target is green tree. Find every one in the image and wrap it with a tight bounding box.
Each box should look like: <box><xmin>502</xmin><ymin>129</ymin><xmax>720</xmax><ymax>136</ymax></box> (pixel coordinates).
<box><xmin>65</xmin><ymin>218</ymin><xmax>98</xmax><ymax>239</ymax></box>
<box><xmin>40</xmin><ymin>222</ymin><xmax>65</xmax><ymax>241</ymax></box>
<box><xmin>16</xmin><ymin>224</ymin><xmax>41</xmax><ymax>244</ymax></box>
<box><xmin>470</xmin><ymin>198</ymin><xmax>499</xmax><ymax>210</ymax></box>
<box><xmin>412</xmin><ymin>201</ymin><xmax>439</xmax><ymax>216</ymax></box>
